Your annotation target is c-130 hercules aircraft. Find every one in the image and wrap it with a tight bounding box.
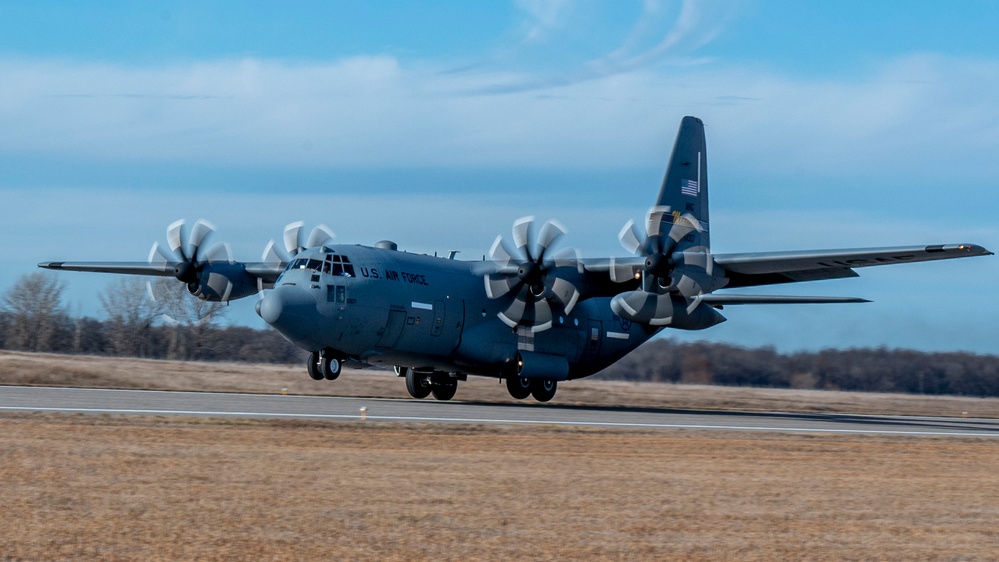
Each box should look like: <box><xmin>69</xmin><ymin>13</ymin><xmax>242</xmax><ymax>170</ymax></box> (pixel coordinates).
<box><xmin>41</xmin><ymin>117</ymin><xmax>991</xmax><ymax>402</ymax></box>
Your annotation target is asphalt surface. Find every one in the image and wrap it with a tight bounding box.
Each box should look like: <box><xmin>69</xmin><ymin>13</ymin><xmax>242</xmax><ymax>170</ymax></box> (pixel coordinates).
<box><xmin>2</xmin><ymin>385</ymin><xmax>999</xmax><ymax>437</ymax></box>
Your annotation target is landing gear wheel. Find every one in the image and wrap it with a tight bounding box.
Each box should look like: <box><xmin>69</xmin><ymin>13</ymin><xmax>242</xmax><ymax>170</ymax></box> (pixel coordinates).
<box><xmin>431</xmin><ymin>376</ymin><xmax>458</xmax><ymax>401</ymax></box>
<box><xmin>321</xmin><ymin>355</ymin><xmax>341</xmax><ymax>380</ymax></box>
<box><xmin>506</xmin><ymin>376</ymin><xmax>532</xmax><ymax>400</ymax></box>
<box><xmin>307</xmin><ymin>352</ymin><xmax>323</xmax><ymax>381</ymax></box>
<box><xmin>531</xmin><ymin>379</ymin><xmax>557</xmax><ymax>402</ymax></box>
<box><xmin>405</xmin><ymin>370</ymin><xmax>433</xmax><ymax>399</ymax></box>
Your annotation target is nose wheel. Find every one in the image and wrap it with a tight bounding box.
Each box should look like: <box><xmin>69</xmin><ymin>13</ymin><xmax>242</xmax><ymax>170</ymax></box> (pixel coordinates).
<box><xmin>307</xmin><ymin>351</ymin><xmax>342</xmax><ymax>381</ymax></box>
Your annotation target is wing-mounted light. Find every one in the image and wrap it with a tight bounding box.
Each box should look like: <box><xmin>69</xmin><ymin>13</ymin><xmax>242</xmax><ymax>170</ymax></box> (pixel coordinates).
<box><xmin>483</xmin><ymin>216</ymin><xmax>583</xmax><ymax>332</ymax></box>
<box><xmin>613</xmin><ymin>206</ymin><xmax>727</xmax><ymax>324</ymax></box>
<box><xmin>148</xmin><ymin>219</ymin><xmax>256</xmax><ymax>302</ymax></box>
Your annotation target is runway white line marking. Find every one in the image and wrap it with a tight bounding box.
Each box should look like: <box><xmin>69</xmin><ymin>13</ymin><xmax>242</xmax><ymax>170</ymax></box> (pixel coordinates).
<box><xmin>2</xmin><ymin>406</ymin><xmax>996</xmax><ymax>437</ymax></box>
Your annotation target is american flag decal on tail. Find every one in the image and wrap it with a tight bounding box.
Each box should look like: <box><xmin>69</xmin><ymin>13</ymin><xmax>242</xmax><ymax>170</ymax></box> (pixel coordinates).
<box><xmin>680</xmin><ymin>178</ymin><xmax>699</xmax><ymax>197</ymax></box>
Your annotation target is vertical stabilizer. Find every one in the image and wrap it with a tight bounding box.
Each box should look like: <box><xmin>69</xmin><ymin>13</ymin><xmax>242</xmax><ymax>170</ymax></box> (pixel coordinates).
<box><xmin>656</xmin><ymin>116</ymin><xmax>709</xmax><ymax>251</ymax></box>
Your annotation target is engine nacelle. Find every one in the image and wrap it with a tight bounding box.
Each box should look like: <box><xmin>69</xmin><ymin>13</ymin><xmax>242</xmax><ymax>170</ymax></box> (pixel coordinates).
<box><xmin>611</xmin><ymin>291</ymin><xmax>726</xmax><ymax>330</ymax></box>
<box><xmin>186</xmin><ymin>263</ymin><xmax>258</xmax><ymax>302</ymax></box>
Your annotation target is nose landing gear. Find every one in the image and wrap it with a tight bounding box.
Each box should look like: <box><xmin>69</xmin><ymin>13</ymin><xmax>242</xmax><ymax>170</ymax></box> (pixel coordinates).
<box><xmin>307</xmin><ymin>350</ymin><xmax>343</xmax><ymax>381</ymax></box>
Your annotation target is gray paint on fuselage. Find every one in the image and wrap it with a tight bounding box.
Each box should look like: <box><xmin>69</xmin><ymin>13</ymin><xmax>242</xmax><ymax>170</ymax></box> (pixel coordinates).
<box><xmin>268</xmin><ymin>244</ymin><xmax>658</xmax><ymax>380</ymax></box>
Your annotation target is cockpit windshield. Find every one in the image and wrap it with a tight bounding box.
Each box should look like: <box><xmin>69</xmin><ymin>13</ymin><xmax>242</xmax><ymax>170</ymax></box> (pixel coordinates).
<box><xmin>289</xmin><ymin>258</ymin><xmax>324</xmax><ymax>272</ymax></box>
<box><xmin>287</xmin><ymin>254</ymin><xmax>355</xmax><ymax>277</ymax></box>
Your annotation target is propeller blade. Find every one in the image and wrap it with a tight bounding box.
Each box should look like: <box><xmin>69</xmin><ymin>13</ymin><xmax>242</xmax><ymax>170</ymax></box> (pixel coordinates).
<box><xmin>535</xmin><ymin>219</ymin><xmax>566</xmax><ymax>260</ymax></box>
<box><xmin>188</xmin><ymin>219</ymin><xmax>216</xmax><ymax>261</ymax></box>
<box><xmin>618</xmin><ymin>219</ymin><xmax>644</xmax><ymax>255</ymax></box>
<box><xmin>550</xmin><ymin>277</ymin><xmax>580</xmax><ymax>315</ymax></box>
<box><xmin>261</xmin><ymin>240</ymin><xmax>285</xmax><ymax>265</ymax></box>
<box><xmin>489</xmin><ymin>236</ymin><xmax>520</xmax><ymax>268</ymax></box>
<box><xmin>666</xmin><ymin>212</ymin><xmax>702</xmax><ymax>245</ymax></box>
<box><xmin>551</xmin><ymin>247</ymin><xmax>583</xmax><ymax>273</ymax></box>
<box><xmin>306</xmin><ymin>224</ymin><xmax>335</xmax><ymax>248</ymax></box>
<box><xmin>167</xmin><ymin>219</ymin><xmax>186</xmax><ymax>257</ymax></box>
<box><xmin>531</xmin><ymin>299</ymin><xmax>553</xmax><ymax>332</ymax></box>
<box><xmin>203</xmin><ymin>241</ymin><xmax>233</xmax><ymax>263</ymax></box>
<box><xmin>645</xmin><ymin>206</ymin><xmax>672</xmax><ymax>238</ymax></box>
<box><xmin>499</xmin><ymin>287</ymin><xmax>530</xmax><ymax>328</ymax></box>
<box><xmin>283</xmin><ymin>221</ymin><xmax>305</xmax><ymax>256</ymax></box>
<box><xmin>512</xmin><ymin>216</ymin><xmax>534</xmax><ymax>258</ymax></box>
<box><xmin>148</xmin><ymin>242</ymin><xmax>173</xmax><ymax>269</ymax></box>
<box><xmin>608</xmin><ymin>257</ymin><xmax>637</xmax><ymax>283</ymax></box>
<box><xmin>484</xmin><ymin>273</ymin><xmax>521</xmax><ymax>300</ymax></box>
<box><xmin>612</xmin><ymin>290</ymin><xmax>675</xmax><ymax>326</ymax></box>
<box><xmin>686</xmin><ymin>293</ymin><xmax>704</xmax><ymax>315</ymax></box>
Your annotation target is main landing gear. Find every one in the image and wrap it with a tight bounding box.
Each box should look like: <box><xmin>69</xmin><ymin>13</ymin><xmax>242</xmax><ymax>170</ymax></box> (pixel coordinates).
<box><xmin>506</xmin><ymin>376</ymin><xmax>558</xmax><ymax>402</ymax></box>
<box><xmin>307</xmin><ymin>351</ymin><xmax>342</xmax><ymax>381</ymax></box>
<box><xmin>399</xmin><ymin>367</ymin><xmax>459</xmax><ymax>401</ymax></box>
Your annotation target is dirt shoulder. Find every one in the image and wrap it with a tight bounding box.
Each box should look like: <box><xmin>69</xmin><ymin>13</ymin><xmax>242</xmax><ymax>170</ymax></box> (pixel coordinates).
<box><xmin>3</xmin><ymin>350</ymin><xmax>998</xmax><ymax>418</ymax></box>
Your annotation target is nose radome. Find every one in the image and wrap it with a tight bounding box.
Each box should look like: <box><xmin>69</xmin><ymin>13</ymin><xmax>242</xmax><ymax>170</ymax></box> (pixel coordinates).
<box><xmin>257</xmin><ymin>284</ymin><xmax>314</xmax><ymax>326</ymax></box>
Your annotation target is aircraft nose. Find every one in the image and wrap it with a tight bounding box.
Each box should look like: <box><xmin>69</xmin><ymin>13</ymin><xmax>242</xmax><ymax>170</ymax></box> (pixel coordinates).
<box><xmin>257</xmin><ymin>284</ymin><xmax>315</xmax><ymax>327</ymax></box>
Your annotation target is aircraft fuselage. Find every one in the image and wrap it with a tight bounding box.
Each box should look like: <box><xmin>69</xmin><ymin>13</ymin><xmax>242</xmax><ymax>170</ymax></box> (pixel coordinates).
<box><xmin>257</xmin><ymin>243</ymin><xmax>657</xmax><ymax>380</ymax></box>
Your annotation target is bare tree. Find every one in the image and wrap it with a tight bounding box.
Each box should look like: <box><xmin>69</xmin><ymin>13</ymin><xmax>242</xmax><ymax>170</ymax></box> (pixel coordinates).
<box><xmin>99</xmin><ymin>277</ymin><xmax>164</xmax><ymax>357</ymax></box>
<box><xmin>2</xmin><ymin>272</ymin><xmax>68</xmax><ymax>352</ymax></box>
<box><xmin>149</xmin><ymin>279</ymin><xmax>226</xmax><ymax>360</ymax></box>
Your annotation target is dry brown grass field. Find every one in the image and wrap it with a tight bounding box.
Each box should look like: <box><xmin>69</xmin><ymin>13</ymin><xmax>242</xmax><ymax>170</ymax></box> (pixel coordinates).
<box><xmin>2</xmin><ymin>414</ymin><xmax>998</xmax><ymax>560</ymax></box>
<box><xmin>4</xmin><ymin>351</ymin><xmax>999</xmax><ymax>559</ymax></box>
<box><xmin>3</xmin><ymin>350</ymin><xmax>999</xmax><ymax>418</ymax></box>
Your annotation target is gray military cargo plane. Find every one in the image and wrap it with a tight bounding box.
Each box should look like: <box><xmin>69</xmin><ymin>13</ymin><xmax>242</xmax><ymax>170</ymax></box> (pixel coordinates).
<box><xmin>40</xmin><ymin>116</ymin><xmax>992</xmax><ymax>402</ymax></box>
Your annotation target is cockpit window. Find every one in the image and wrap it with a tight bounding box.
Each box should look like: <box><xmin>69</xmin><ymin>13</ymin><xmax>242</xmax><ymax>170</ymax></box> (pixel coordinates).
<box><xmin>324</xmin><ymin>254</ymin><xmax>355</xmax><ymax>277</ymax></box>
<box><xmin>288</xmin><ymin>258</ymin><xmax>324</xmax><ymax>272</ymax></box>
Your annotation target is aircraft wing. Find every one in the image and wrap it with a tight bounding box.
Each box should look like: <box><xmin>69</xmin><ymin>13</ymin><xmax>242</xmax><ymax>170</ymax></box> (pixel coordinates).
<box><xmin>38</xmin><ymin>261</ymin><xmax>177</xmax><ymax>277</ymax></box>
<box><xmin>714</xmin><ymin>244</ymin><xmax>992</xmax><ymax>288</ymax></box>
<box><xmin>38</xmin><ymin>261</ymin><xmax>286</xmax><ymax>285</ymax></box>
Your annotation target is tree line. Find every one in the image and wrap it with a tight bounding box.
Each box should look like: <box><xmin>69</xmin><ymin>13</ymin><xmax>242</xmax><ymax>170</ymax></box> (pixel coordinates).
<box><xmin>0</xmin><ymin>273</ymin><xmax>304</xmax><ymax>364</ymax></box>
<box><xmin>598</xmin><ymin>338</ymin><xmax>999</xmax><ymax>397</ymax></box>
<box><xmin>3</xmin><ymin>272</ymin><xmax>998</xmax><ymax>397</ymax></box>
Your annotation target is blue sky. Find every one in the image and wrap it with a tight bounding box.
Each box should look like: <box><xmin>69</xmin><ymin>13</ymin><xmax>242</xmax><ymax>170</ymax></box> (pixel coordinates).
<box><xmin>1</xmin><ymin>1</ymin><xmax>997</xmax><ymax>353</ymax></box>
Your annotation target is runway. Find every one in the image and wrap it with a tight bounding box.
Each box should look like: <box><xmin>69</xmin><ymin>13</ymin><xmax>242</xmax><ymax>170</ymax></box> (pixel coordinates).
<box><xmin>2</xmin><ymin>385</ymin><xmax>998</xmax><ymax>437</ymax></box>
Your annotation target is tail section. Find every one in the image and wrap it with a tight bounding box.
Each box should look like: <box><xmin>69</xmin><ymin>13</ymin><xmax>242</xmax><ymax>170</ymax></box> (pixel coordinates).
<box><xmin>655</xmin><ymin>116</ymin><xmax>709</xmax><ymax>252</ymax></box>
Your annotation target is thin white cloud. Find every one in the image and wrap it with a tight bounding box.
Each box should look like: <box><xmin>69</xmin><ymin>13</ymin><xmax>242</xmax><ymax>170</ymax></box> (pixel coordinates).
<box><xmin>515</xmin><ymin>0</ymin><xmax>575</xmax><ymax>44</ymax></box>
<box><xmin>1</xmin><ymin>52</ymin><xmax>998</xmax><ymax>183</ymax></box>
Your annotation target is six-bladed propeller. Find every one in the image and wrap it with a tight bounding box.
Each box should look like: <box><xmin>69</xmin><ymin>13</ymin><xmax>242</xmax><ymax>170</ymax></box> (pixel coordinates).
<box><xmin>257</xmin><ymin>222</ymin><xmax>336</xmax><ymax>295</ymax></box>
<box><xmin>148</xmin><ymin>219</ymin><xmax>238</xmax><ymax>301</ymax></box>
<box><xmin>262</xmin><ymin>221</ymin><xmax>336</xmax><ymax>269</ymax></box>
<box><xmin>611</xmin><ymin>206</ymin><xmax>723</xmax><ymax>325</ymax></box>
<box><xmin>484</xmin><ymin>216</ymin><xmax>582</xmax><ymax>332</ymax></box>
